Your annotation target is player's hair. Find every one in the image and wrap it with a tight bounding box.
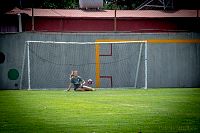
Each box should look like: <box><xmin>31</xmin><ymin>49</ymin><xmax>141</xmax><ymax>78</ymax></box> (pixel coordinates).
<box><xmin>70</xmin><ymin>70</ymin><xmax>78</xmax><ymax>79</ymax></box>
<box><xmin>70</xmin><ymin>71</ymin><xmax>74</xmax><ymax>79</ymax></box>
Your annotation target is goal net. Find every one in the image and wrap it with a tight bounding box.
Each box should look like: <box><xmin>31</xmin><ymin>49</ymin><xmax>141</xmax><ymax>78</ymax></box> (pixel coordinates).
<box><xmin>20</xmin><ymin>40</ymin><xmax>147</xmax><ymax>90</ymax></box>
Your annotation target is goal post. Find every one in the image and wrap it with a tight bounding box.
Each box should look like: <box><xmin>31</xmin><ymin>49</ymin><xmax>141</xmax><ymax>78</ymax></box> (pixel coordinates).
<box><xmin>27</xmin><ymin>42</ymin><xmax>31</xmax><ymax>90</ymax></box>
<box><xmin>20</xmin><ymin>40</ymin><xmax>148</xmax><ymax>90</ymax></box>
<box><xmin>144</xmin><ymin>41</ymin><xmax>148</xmax><ymax>89</ymax></box>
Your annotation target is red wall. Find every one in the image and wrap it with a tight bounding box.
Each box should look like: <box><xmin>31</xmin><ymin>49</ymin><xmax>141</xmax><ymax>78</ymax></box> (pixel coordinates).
<box><xmin>23</xmin><ymin>17</ymin><xmax>200</xmax><ymax>32</ymax></box>
<box><xmin>63</xmin><ymin>19</ymin><xmax>114</xmax><ymax>31</ymax></box>
<box><xmin>117</xmin><ymin>19</ymin><xmax>179</xmax><ymax>32</ymax></box>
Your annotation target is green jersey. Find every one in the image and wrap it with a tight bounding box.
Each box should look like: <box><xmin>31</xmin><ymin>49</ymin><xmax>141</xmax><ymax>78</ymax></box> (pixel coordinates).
<box><xmin>70</xmin><ymin>76</ymin><xmax>83</xmax><ymax>85</ymax></box>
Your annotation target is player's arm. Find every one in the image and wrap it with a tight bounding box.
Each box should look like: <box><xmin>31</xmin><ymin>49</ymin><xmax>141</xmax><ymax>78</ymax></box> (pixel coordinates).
<box><xmin>79</xmin><ymin>77</ymin><xmax>85</xmax><ymax>86</ymax></box>
<box><xmin>67</xmin><ymin>76</ymin><xmax>73</xmax><ymax>91</ymax></box>
<box><xmin>67</xmin><ymin>83</ymin><xmax>72</xmax><ymax>91</ymax></box>
<box><xmin>82</xmin><ymin>80</ymin><xmax>85</xmax><ymax>85</ymax></box>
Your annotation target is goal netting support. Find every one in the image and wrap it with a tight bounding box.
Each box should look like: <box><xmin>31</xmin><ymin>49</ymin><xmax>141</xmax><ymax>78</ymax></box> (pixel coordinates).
<box><xmin>20</xmin><ymin>40</ymin><xmax>148</xmax><ymax>90</ymax></box>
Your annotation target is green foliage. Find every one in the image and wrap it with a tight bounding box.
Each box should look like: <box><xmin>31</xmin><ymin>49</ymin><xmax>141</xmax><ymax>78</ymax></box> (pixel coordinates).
<box><xmin>0</xmin><ymin>89</ymin><xmax>200</xmax><ymax>132</ymax></box>
<box><xmin>41</xmin><ymin>0</ymin><xmax>79</xmax><ymax>9</ymax></box>
<box><xmin>104</xmin><ymin>0</ymin><xmax>141</xmax><ymax>10</ymax></box>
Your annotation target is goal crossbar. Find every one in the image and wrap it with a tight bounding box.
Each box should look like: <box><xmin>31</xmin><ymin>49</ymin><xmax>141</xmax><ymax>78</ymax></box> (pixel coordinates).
<box><xmin>26</xmin><ymin>40</ymin><xmax>147</xmax><ymax>45</ymax></box>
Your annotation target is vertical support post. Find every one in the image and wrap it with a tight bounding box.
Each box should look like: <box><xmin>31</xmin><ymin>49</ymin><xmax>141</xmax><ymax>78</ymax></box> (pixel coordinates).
<box><xmin>114</xmin><ymin>9</ymin><xmax>117</xmax><ymax>31</ymax></box>
<box><xmin>114</xmin><ymin>0</ymin><xmax>117</xmax><ymax>31</ymax></box>
<box><xmin>134</xmin><ymin>43</ymin><xmax>143</xmax><ymax>88</ymax></box>
<box><xmin>27</xmin><ymin>42</ymin><xmax>31</xmax><ymax>90</ymax></box>
<box><xmin>18</xmin><ymin>13</ymin><xmax>22</xmax><ymax>32</ymax></box>
<box><xmin>19</xmin><ymin>42</ymin><xmax>27</xmax><ymax>89</ymax></box>
<box><xmin>144</xmin><ymin>41</ymin><xmax>148</xmax><ymax>89</ymax></box>
<box><xmin>163</xmin><ymin>0</ymin><xmax>166</xmax><ymax>9</ymax></box>
<box><xmin>32</xmin><ymin>7</ymin><xmax>34</xmax><ymax>31</ymax></box>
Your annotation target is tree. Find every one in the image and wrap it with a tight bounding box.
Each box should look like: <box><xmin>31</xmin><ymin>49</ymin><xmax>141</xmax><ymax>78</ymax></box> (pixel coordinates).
<box><xmin>41</xmin><ymin>0</ymin><xmax>79</xmax><ymax>9</ymax></box>
<box><xmin>104</xmin><ymin>0</ymin><xmax>141</xmax><ymax>10</ymax></box>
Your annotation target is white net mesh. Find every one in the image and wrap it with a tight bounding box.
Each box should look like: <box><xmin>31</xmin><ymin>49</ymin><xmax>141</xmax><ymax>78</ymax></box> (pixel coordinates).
<box><xmin>20</xmin><ymin>41</ymin><xmax>147</xmax><ymax>89</ymax></box>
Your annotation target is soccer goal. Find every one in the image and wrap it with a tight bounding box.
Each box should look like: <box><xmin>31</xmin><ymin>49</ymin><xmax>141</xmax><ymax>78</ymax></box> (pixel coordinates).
<box><xmin>20</xmin><ymin>40</ymin><xmax>148</xmax><ymax>90</ymax></box>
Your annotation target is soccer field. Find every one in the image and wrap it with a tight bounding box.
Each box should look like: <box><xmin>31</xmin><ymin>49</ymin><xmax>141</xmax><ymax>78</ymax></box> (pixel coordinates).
<box><xmin>0</xmin><ymin>89</ymin><xmax>200</xmax><ymax>133</ymax></box>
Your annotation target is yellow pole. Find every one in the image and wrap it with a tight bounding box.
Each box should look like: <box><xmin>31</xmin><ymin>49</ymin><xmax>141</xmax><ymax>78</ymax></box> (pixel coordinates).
<box><xmin>95</xmin><ymin>43</ymin><xmax>100</xmax><ymax>88</ymax></box>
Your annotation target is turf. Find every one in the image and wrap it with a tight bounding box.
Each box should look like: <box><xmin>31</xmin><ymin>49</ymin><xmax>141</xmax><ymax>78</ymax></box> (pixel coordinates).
<box><xmin>0</xmin><ymin>88</ymin><xmax>200</xmax><ymax>133</ymax></box>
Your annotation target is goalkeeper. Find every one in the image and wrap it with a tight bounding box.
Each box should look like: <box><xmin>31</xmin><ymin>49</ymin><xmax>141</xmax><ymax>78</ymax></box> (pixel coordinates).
<box><xmin>67</xmin><ymin>70</ymin><xmax>95</xmax><ymax>91</ymax></box>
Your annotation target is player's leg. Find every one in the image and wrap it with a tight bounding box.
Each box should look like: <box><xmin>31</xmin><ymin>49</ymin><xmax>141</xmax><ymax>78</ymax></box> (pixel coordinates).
<box><xmin>82</xmin><ymin>85</ymin><xmax>95</xmax><ymax>91</ymax></box>
<box><xmin>75</xmin><ymin>88</ymin><xmax>85</xmax><ymax>91</ymax></box>
<box><xmin>75</xmin><ymin>86</ymin><xmax>95</xmax><ymax>91</ymax></box>
<box><xmin>73</xmin><ymin>84</ymin><xmax>84</xmax><ymax>91</ymax></box>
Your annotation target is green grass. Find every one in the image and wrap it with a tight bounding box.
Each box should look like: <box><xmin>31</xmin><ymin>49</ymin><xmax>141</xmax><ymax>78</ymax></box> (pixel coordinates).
<box><xmin>0</xmin><ymin>88</ymin><xmax>200</xmax><ymax>133</ymax></box>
